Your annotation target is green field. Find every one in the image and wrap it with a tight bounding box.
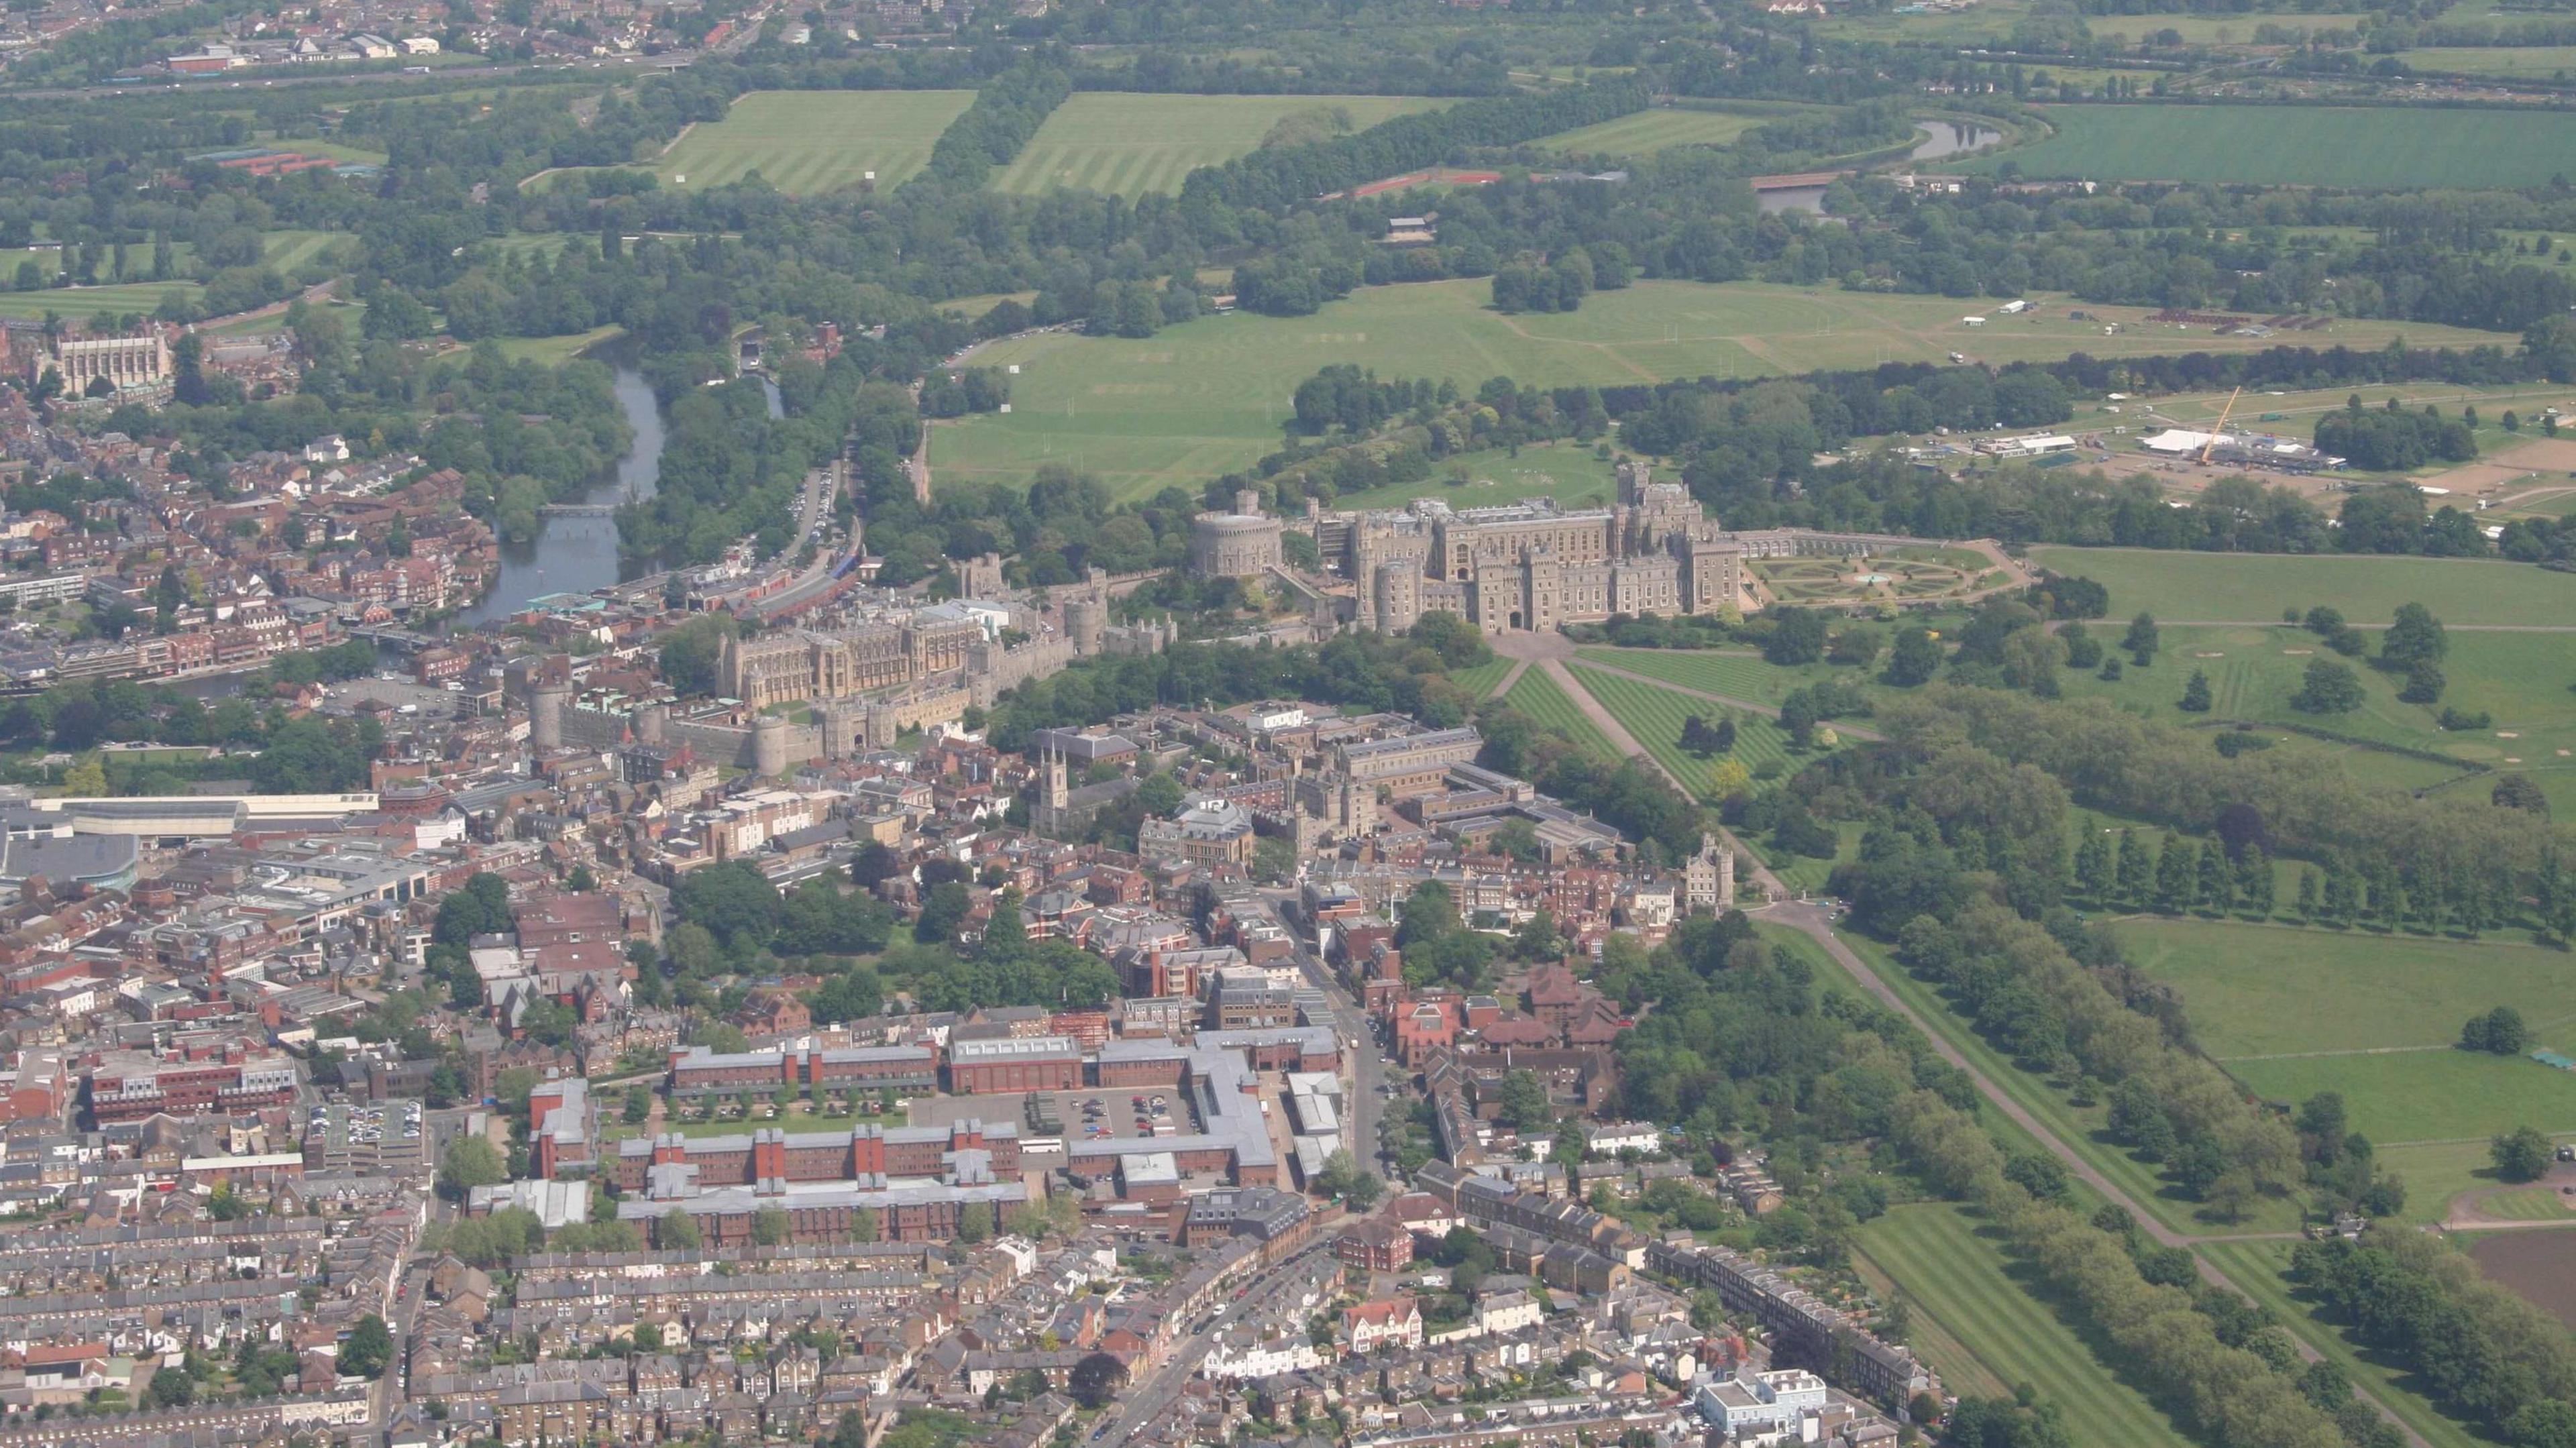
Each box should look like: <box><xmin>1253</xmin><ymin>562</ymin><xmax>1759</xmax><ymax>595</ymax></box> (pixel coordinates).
<box><xmin>1970</xmin><ymin>105</ymin><xmax>2576</xmax><ymax>188</ymax></box>
<box><xmin>629</xmin><ymin>90</ymin><xmax>975</xmax><ymax>194</ymax></box>
<box><xmin>2230</xmin><ymin>1050</ymin><xmax>2576</xmax><ymax>1148</ymax></box>
<box><xmin>1565</xmin><ymin>663</ymin><xmax>1831</xmax><ymax>795</ymax></box>
<box><xmin>2117</xmin><ymin>920</ymin><xmax>2576</xmax><ymax>1058</ymax></box>
<box><xmin>1332</xmin><ymin>444</ymin><xmax>1618</xmax><ymax>512</ymax></box>
<box><xmin>2086</xmin><ymin>11</ymin><xmax>2371</xmax><ymax>42</ymax></box>
<box><xmin>989</xmin><ymin>94</ymin><xmax>1447</xmax><ymax>199</ymax></box>
<box><xmin>496</xmin><ymin>325</ymin><xmax>626</xmax><ymax>366</ymax></box>
<box><xmin>2400</xmin><ymin>46</ymin><xmax>2576</xmax><ymax>79</ymax></box>
<box><xmin>934</xmin><ymin>281</ymin><xmax>2508</xmax><ymax>499</ymax></box>
<box><xmin>1538</xmin><ymin>105</ymin><xmax>1788</xmax><ymax>157</ymax></box>
<box><xmin>0</xmin><ymin>281</ymin><xmax>200</xmax><ymax>321</ymax></box>
<box><xmin>2025</xmin><ymin>546</ymin><xmax>2576</xmax><ymax>626</ymax></box>
<box><xmin>2469</xmin><ymin>1186</ymin><xmax>2576</xmax><ymax>1221</ymax></box>
<box><xmin>1857</xmin><ymin>1204</ymin><xmax>2196</xmax><ymax>1448</ymax></box>
<box><xmin>1499</xmin><ymin>665</ymin><xmax>1621</xmax><ymax>761</ymax></box>
<box><xmin>1573</xmin><ymin>647</ymin><xmax>1870</xmax><ymax>709</ymax></box>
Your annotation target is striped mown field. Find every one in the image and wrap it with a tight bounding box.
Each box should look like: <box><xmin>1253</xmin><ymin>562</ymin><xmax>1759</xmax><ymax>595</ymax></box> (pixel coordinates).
<box><xmin>1499</xmin><ymin>666</ymin><xmax>1621</xmax><ymax>763</ymax></box>
<box><xmin>1538</xmin><ymin>105</ymin><xmax>1796</xmax><ymax>157</ymax></box>
<box><xmin>1446</xmin><ymin>659</ymin><xmax>1515</xmax><ymax>702</ymax></box>
<box><xmin>647</xmin><ymin>91</ymin><xmax>975</xmax><ymax>194</ymax></box>
<box><xmin>1572</xmin><ymin>647</ymin><xmax>1874</xmax><ymax>708</ymax></box>
<box><xmin>988</xmin><ymin>93</ymin><xmax>1449</xmax><ymax>200</ymax></box>
<box><xmin>1564</xmin><ymin>663</ymin><xmax>1827</xmax><ymax>795</ymax></box>
<box><xmin>1858</xmin><ymin>1204</ymin><xmax>2196</xmax><ymax>1448</ymax></box>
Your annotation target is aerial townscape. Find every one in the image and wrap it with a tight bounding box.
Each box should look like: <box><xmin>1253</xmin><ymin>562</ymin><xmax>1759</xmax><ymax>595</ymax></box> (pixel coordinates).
<box><xmin>3</xmin><ymin>5</ymin><xmax>2576</xmax><ymax>1448</ymax></box>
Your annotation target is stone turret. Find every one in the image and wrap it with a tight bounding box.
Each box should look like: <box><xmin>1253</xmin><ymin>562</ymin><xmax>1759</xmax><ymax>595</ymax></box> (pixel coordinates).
<box><xmin>751</xmin><ymin>714</ymin><xmax>792</xmax><ymax>777</ymax></box>
<box><xmin>531</xmin><ymin>681</ymin><xmax>572</xmax><ymax>752</ymax></box>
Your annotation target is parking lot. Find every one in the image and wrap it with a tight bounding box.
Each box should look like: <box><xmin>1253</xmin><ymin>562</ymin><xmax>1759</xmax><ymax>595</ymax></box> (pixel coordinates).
<box><xmin>910</xmin><ymin>1087</ymin><xmax>1198</xmax><ymax>1160</ymax></box>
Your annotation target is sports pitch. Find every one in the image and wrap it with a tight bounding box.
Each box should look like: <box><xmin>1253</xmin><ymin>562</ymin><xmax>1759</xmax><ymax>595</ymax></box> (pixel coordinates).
<box><xmin>1537</xmin><ymin>106</ymin><xmax>1791</xmax><ymax>157</ymax></box>
<box><xmin>1968</xmin><ymin>105</ymin><xmax>2576</xmax><ymax>188</ymax></box>
<box><xmin>987</xmin><ymin>94</ymin><xmax>1448</xmax><ymax>200</ymax></box>
<box><xmin>931</xmin><ymin>279</ymin><xmax>2512</xmax><ymax>498</ymax></box>
<box><xmin>636</xmin><ymin>91</ymin><xmax>974</xmax><ymax>194</ymax></box>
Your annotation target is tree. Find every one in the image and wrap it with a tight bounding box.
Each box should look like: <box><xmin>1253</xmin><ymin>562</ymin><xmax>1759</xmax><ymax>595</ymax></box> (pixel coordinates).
<box><xmin>916</xmin><ymin>880</ymin><xmax>971</xmax><ymax>942</ymax></box>
<box><xmin>2461</xmin><ymin>1006</ymin><xmax>2530</xmax><ymax>1055</ymax></box>
<box><xmin>658</xmin><ymin>1210</ymin><xmax>703</xmax><ymax>1249</ymax></box>
<box><xmin>2491</xmin><ymin>1124</ymin><xmax>2554</xmax><ymax>1182</ymax></box>
<box><xmin>2179</xmin><ymin>670</ymin><xmax>2212</xmax><ymax>712</ymax></box>
<box><xmin>1069</xmin><ymin>1352</ymin><xmax>1128</xmax><ymax>1410</ymax></box>
<box><xmin>2153</xmin><ymin>833</ymin><xmax>2195</xmax><ymax>913</ymax></box>
<box><xmin>2074</xmin><ymin>828</ymin><xmax>2112</xmax><ymax>901</ymax></box>
<box><xmin>2381</xmin><ymin>602</ymin><xmax>2449</xmax><ymax>667</ymax></box>
<box><xmin>1495</xmin><ymin>1068</ymin><xmax>1551</xmax><ymax>1129</ymax></box>
<box><xmin>2493</xmin><ymin>775</ymin><xmax>2551</xmax><ymax>818</ymax></box>
<box><xmin>2114</xmin><ymin>829</ymin><xmax>2151</xmax><ymax>905</ymax></box>
<box><xmin>2399</xmin><ymin>660</ymin><xmax>2445</xmax><ymax>704</ymax></box>
<box><xmin>623</xmin><ymin>1084</ymin><xmax>653</xmax><ymax>1125</ymax></box>
<box><xmin>436</xmin><ymin>1136</ymin><xmax>506</xmax><ymax>1201</ymax></box>
<box><xmin>2292</xmin><ymin>659</ymin><xmax>2365</xmax><ymax>714</ymax></box>
<box><xmin>1764</xmin><ymin>606</ymin><xmax>1828</xmax><ymax>665</ymax></box>
<box><xmin>753</xmin><ymin>1206</ymin><xmax>792</xmax><ymax>1246</ymax></box>
<box><xmin>1884</xmin><ymin>627</ymin><xmax>1941</xmax><ymax>686</ymax></box>
<box><xmin>339</xmin><ymin>1315</ymin><xmax>393</xmax><ymax>1380</ymax></box>
<box><xmin>2122</xmin><ymin>611</ymin><xmax>2159</xmax><ymax>665</ymax></box>
<box><xmin>149</xmin><ymin>1368</ymin><xmax>196</xmax><ymax>1406</ymax></box>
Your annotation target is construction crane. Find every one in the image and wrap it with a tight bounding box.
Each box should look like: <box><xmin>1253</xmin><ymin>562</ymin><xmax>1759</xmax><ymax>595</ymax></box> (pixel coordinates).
<box><xmin>2200</xmin><ymin>386</ymin><xmax>2243</xmax><ymax>465</ymax></box>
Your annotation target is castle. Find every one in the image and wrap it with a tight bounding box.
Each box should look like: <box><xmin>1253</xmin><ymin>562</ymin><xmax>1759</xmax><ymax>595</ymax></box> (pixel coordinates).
<box><xmin>1220</xmin><ymin>460</ymin><xmax>1921</xmax><ymax>637</ymax></box>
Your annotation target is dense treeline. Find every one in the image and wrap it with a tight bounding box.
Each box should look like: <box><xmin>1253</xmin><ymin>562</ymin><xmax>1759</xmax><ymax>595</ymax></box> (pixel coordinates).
<box><xmin>906</xmin><ymin>60</ymin><xmax>1074</xmax><ymax>192</ymax></box>
<box><xmin>2292</xmin><ymin>1231</ymin><xmax>2576</xmax><ymax>1448</ymax></box>
<box><xmin>1892</xmin><ymin>1089</ymin><xmax>2372</xmax><ymax>1448</ymax></box>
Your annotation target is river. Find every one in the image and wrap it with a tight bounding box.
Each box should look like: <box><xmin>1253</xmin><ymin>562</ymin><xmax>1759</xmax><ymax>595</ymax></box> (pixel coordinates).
<box><xmin>454</xmin><ymin>365</ymin><xmax>667</xmax><ymax>628</ymax></box>
<box><xmin>1758</xmin><ymin>120</ymin><xmax>2006</xmax><ymax>215</ymax></box>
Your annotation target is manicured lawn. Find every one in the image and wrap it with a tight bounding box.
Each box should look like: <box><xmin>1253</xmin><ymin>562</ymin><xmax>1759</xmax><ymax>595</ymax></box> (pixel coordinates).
<box><xmin>1446</xmin><ymin>659</ymin><xmax>1514</xmax><ymax>701</ymax></box>
<box><xmin>631</xmin><ymin>90</ymin><xmax>975</xmax><ymax>194</ymax></box>
<box><xmin>0</xmin><ymin>280</ymin><xmax>199</xmax><ymax>321</ymax></box>
<box><xmin>2198</xmin><ymin>1239</ymin><xmax>2491</xmax><ymax>1448</ymax></box>
<box><xmin>932</xmin><ymin>281</ymin><xmax>2510</xmax><ymax>498</ymax></box>
<box><xmin>1564</xmin><ymin>663</ymin><xmax>1831</xmax><ymax>797</ymax></box>
<box><xmin>2471</xmin><ymin>1186</ymin><xmax>2575</xmax><ymax>1221</ymax></box>
<box><xmin>2114</xmin><ymin>919</ymin><xmax>2576</xmax><ymax>1058</ymax></box>
<box><xmin>1572</xmin><ymin>647</ymin><xmax>1874</xmax><ymax>709</ymax></box>
<box><xmin>1856</xmin><ymin>1204</ymin><xmax>2198</xmax><ymax>1448</ymax></box>
<box><xmin>1537</xmin><ymin>105</ymin><xmax>1794</xmax><ymax>156</ymax></box>
<box><xmin>2229</xmin><ymin>1049</ymin><xmax>2576</xmax><ymax>1147</ymax></box>
<box><xmin>1966</xmin><ymin>104</ymin><xmax>2576</xmax><ymax>188</ymax></box>
<box><xmin>2375</xmin><ymin>1137</ymin><xmax>2503</xmax><ymax>1225</ymax></box>
<box><xmin>2025</xmin><ymin>546</ymin><xmax>2576</xmax><ymax>625</ymax></box>
<box><xmin>1499</xmin><ymin>665</ymin><xmax>1620</xmax><ymax>762</ymax></box>
<box><xmin>989</xmin><ymin>93</ymin><xmax>1448</xmax><ymax>199</ymax></box>
<box><xmin>497</xmin><ymin>325</ymin><xmax>625</xmax><ymax>366</ymax></box>
<box><xmin>1330</xmin><ymin>443</ymin><xmax>1619</xmax><ymax>512</ymax></box>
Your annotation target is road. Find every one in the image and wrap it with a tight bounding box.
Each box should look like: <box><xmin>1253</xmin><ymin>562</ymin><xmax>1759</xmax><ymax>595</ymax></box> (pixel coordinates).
<box><xmin>1261</xmin><ymin>891</ymin><xmax>1387</xmax><ymax>1176</ymax></box>
<box><xmin>1095</xmin><ymin>1243</ymin><xmax>1335</xmax><ymax>1448</ymax></box>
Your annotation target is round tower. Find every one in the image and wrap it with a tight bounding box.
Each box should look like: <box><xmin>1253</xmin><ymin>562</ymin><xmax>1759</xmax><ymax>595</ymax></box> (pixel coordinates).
<box><xmin>751</xmin><ymin>714</ymin><xmax>792</xmax><ymax>777</ymax></box>
<box><xmin>531</xmin><ymin>681</ymin><xmax>572</xmax><ymax>752</ymax></box>
<box><xmin>1065</xmin><ymin>598</ymin><xmax>1104</xmax><ymax>656</ymax></box>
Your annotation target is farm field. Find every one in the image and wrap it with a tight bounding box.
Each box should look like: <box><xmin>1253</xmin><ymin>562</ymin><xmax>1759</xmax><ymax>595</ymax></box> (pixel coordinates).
<box><xmin>1536</xmin><ymin>105</ymin><xmax>1788</xmax><ymax>156</ymax></box>
<box><xmin>1499</xmin><ymin>665</ymin><xmax>1621</xmax><ymax>762</ymax></box>
<box><xmin>2088</xmin><ymin>11</ymin><xmax>2370</xmax><ymax>41</ymax></box>
<box><xmin>2468</xmin><ymin>1229</ymin><xmax>2576</xmax><ymax>1332</ymax></box>
<box><xmin>1571</xmin><ymin>647</ymin><xmax>1869</xmax><ymax>709</ymax></box>
<box><xmin>623</xmin><ymin>91</ymin><xmax>974</xmax><ymax>194</ymax></box>
<box><xmin>989</xmin><ymin>94</ymin><xmax>1447</xmax><ymax>199</ymax></box>
<box><xmin>1564</xmin><ymin>663</ymin><xmax>1830</xmax><ymax>795</ymax></box>
<box><xmin>1856</xmin><ymin>1205</ymin><xmax>2198</xmax><ymax>1448</ymax></box>
<box><xmin>2199</xmin><ymin>1239</ymin><xmax>2492</xmax><ymax>1448</ymax></box>
<box><xmin>932</xmin><ymin>280</ymin><xmax>2510</xmax><ymax>499</ymax></box>
<box><xmin>2023</xmin><ymin>546</ymin><xmax>2576</xmax><ymax>624</ymax></box>
<box><xmin>2114</xmin><ymin>920</ymin><xmax>2576</xmax><ymax>1058</ymax></box>
<box><xmin>1331</xmin><ymin>444</ymin><xmax>1619</xmax><ymax>512</ymax></box>
<box><xmin>2400</xmin><ymin>46</ymin><xmax>2576</xmax><ymax>78</ymax></box>
<box><xmin>1966</xmin><ymin>105</ymin><xmax>2576</xmax><ymax>188</ymax></box>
